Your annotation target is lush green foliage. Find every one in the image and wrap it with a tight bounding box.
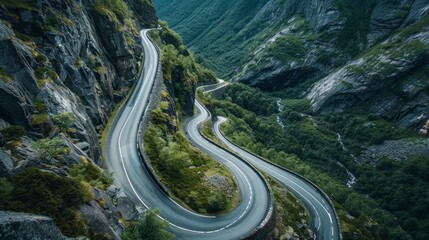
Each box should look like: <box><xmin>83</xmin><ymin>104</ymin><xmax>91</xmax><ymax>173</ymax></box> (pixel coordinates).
<box><xmin>92</xmin><ymin>0</ymin><xmax>138</xmax><ymax>36</ymax></box>
<box><xmin>153</xmin><ymin>0</ymin><xmax>273</xmax><ymax>76</ymax></box>
<box><xmin>149</xmin><ymin>23</ymin><xmax>216</xmax><ymax>115</ymax></box>
<box><xmin>32</xmin><ymin>137</ymin><xmax>69</xmax><ymax>161</ymax></box>
<box><xmin>68</xmin><ymin>157</ymin><xmax>113</xmax><ymax>190</ymax></box>
<box><xmin>151</xmin><ymin>22</ymin><xmax>217</xmax><ymax>85</ymax></box>
<box><xmin>355</xmin><ymin>156</ymin><xmax>429</xmax><ymax>240</ymax></box>
<box><xmin>201</xmin><ymin>83</ymin><xmax>415</xmax><ymax>239</ymax></box>
<box><xmin>267</xmin><ymin>35</ymin><xmax>307</xmax><ymax>63</ymax></box>
<box><xmin>144</xmin><ymin>114</ymin><xmax>236</xmax><ymax>213</ymax></box>
<box><xmin>92</xmin><ymin>0</ymin><xmax>132</xmax><ymax>20</ymax></box>
<box><xmin>0</xmin><ymin>125</ymin><xmax>25</xmax><ymax>141</ymax></box>
<box><xmin>53</xmin><ymin>112</ymin><xmax>75</xmax><ymax>132</ymax></box>
<box><xmin>122</xmin><ymin>208</ymin><xmax>175</xmax><ymax>240</ymax></box>
<box><xmin>0</xmin><ymin>168</ymin><xmax>86</xmax><ymax>237</ymax></box>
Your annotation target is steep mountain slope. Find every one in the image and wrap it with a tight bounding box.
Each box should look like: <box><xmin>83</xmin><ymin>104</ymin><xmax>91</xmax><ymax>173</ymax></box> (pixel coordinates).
<box><xmin>0</xmin><ymin>0</ymin><xmax>157</xmax><ymax>238</ymax></box>
<box><xmin>154</xmin><ymin>0</ymin><xmax>429</xmax><ymax>128</ymax></box>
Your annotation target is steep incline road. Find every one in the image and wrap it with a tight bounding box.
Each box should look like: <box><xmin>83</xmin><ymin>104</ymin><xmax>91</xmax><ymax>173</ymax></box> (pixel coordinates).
<box><xmin>105</xmin><ymin>30</ymin><xmax>271</xmax><ymax>240</ymax></box>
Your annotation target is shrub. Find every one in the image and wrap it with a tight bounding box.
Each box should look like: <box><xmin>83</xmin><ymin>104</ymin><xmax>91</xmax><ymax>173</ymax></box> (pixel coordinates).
<box><xmin>32</xmin><ymin>137</ymin><xmax>68</xmax><ymax>161</ymax></box>
<box><xmin>32</xmin><ymin>114</ymin><xmax>49</xmax><ymax>125</ymax></box>
<box><xmin>53</xmin><ymin>112</ymin><xmax>75</xmax><ymax>132</ymax></box>
<box><xmin>68</xmin><ymin>159</ymin><xmax>113</xmax><ymax>190</ymax></box>
<box><xmin>0</xmin><ymin>125</ymin><xmax>25</xmax><ymax>141</ymax></box>
<box><xmin>207</xmin><ymin>192</ymin><xmax>228</xmax><ymax>213</ymax></box>
<box><xmin>7</xmin><ymin>168</ymin><xmax>86</xmax><ymax>237</ymax></box>
<box><xmin>122</xmin><ymin>208</ymin><xmax>175</xmax><ymax>240</ymax></box>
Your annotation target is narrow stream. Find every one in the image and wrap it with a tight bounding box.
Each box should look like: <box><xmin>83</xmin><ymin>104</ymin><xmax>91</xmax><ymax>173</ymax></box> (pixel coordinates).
<box><xmin>336</xmin><ymin>133</ymin><xmax>357</xmax><ymax>187</ymax></box>
<box><xmin>276</xmin><ymin>98</ymin><xmax>285</xmax><ymax>129</ymax></box>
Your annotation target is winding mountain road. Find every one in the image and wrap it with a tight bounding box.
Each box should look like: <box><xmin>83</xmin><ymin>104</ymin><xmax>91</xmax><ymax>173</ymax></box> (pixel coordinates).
<box><xmin>212</xmin><ymin>116</ymin><xmax>341</xmax><ymax>239</ymax></box>
<box><xmin>105</xmin><ymin>29</ymin><xmax>341</xmax><ymax>240</ymax></box>
<box><xmin>104</xmin><ymin>30</ymin><xmax>271</xmax><ymax>240</ymax></box>
<box><xmin>190</xmin><ymin>83</ymin><xmax>341</xmax><ymax>239</ymax></box>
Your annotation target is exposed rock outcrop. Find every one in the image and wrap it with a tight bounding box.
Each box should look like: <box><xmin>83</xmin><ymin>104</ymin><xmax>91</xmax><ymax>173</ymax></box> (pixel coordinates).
<box><xmin>79</xmin><ymin>188</ymin><xmax>137</xmax><ymax>239</ymax></box>
<box><xmin>156</xmin><ymin>0</ymin><xmax>429</xmax><ymax>129</ymax></box>
<box><xmin>0</xmin><ymin>150</ymin><xmax>14</xmax><ymax>177</ymax></box>
<box><xmin>0</xmin><ymin>0</ymin><xmax>157</xmax><ymax>238</ymax></box>
<box><xmin>0</xmin><ymin>0</ymin><xmax>157</xmax><ymax>164</ymax></box>
<box><xmin>0</xmin><ymin>211</ymin><xmax>67</xmax><ymax>240</ymax></box>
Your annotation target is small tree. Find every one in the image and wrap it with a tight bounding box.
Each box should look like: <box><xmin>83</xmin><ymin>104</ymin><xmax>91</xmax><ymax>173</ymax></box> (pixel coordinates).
<box><xmin>53</xmin><ymin>112</ymin><xmax>75</xmax><ymax>132</ymax></box>
<box><xmin>122</xmin><ymin>208</ymin><xmax>175</xmax><ymax>240</ymax></box>
<box><xmin>0</xmin><ymin>178</ymin><xmax>13</xmax><ymax>208</ymax></box>
<box><xmin>0</xmin><ymin>125</ymin><xmax>25</xmax><ymax>141</ymax></box>
<box><xmin>207</xmin><ymin>192</ymin><xmax>228</xmax><ymax>213</ymax></box>
<box><xmin>32</xmin><ymin>137</ymin><xmax>68</xmax><ymax>161</ymax></box>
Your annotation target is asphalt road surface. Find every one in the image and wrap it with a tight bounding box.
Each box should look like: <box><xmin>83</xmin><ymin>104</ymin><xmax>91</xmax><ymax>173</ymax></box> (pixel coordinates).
<box><xmin>104</xmin><ymin>30</ymin><xmax>271</xmax><ymax>240</ymax></box>
<box><xmin>211</xmin><ymin>113</ymin><xmax>341</xmax><ymax>239</ymax></box>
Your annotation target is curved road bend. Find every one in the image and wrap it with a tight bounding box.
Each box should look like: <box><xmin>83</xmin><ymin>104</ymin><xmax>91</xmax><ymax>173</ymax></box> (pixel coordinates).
<box><xmin>210</xmin><ymin>114</ymin><xmax>341</xmax><ymax>240</ymax></box>
<box><xmin>105</xmin><ymin>29</ymin><xmax>271</xmax><ymax>240</ymax></box>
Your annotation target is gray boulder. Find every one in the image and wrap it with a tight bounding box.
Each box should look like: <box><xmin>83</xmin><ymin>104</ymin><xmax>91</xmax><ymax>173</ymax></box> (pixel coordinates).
<box><xmin>0</xmin><ymin>211</ymin><xmax>67</xmax><ymax>240</ymax></box>
<box><xmin>0</xmin><ymin>150</ymin><xmax>14</xmax><ymax>177</ymax></box>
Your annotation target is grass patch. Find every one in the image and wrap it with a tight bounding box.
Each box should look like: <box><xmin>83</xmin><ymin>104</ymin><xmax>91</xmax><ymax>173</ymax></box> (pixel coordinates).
<box><xmin>32</xmin><ymin>114</ymin><xmax>49</xmax><ymax>125</ymax></box>
<box><xmin>92</xmin><ymin>0</ymin><xmax>132</xmax><ymax>24</ymax></box>
<box><xmin>0</xmin><ymin>68</ymin><xmax>13</xmax><ymax>83</ymax></box>
<box><xmin>0</xmin><ymin>0</ymin><xmax>36</xmax><ymax>10</ymax></box>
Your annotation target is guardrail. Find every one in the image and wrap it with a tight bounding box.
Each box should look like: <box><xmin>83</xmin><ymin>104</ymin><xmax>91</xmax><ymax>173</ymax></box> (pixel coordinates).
<box><xmin>196</xmin><ymin>87</ymin><xmax>276</xmax><ymax>240</ymax></box>
<box><xmin>135</xmin><ymin>29</ymin><xmax>171</xmax><ymax>196</ymax></box>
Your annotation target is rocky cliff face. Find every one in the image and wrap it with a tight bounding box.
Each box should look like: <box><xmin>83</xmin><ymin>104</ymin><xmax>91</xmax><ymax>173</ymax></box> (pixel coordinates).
<box><xmin>0</xmin><ymin>211</ymin><xmax>67</xmax><ymax>240</ymax></box>
<box><xmin>306</xmin><ymin>1</ymin><xmax>429</xmax><ymax>128</ymax></box>
<box><xmin>155</xmin><ymin>0</ymin><xmax>429</xmax><ymax>129</ymax></box>
<box><xmin>0</xmin><ymin>0</ymin><xmax>157</xmax><ymax>237</ymax></box>
<box><xmin>0</xmin><ymin>0</ymin><xmax>157</xmax><ymax>164</ymax></box>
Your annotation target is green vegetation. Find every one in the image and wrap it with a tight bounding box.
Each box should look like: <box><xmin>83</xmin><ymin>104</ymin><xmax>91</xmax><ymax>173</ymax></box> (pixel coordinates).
<box><xmin>0</xmin><ymin>168</ymin><xmax>86</xmax><ymax>237</ymax></box>
<box><xmin>154</xmin><ymin>0</ymin><xmax>275</xmax><ymax>76</ymax></box>
<box><xmin>270</xmin><ymin>182</ymin><xmax>312</xmax><ymax>238</ymax></box>
<box><xmin>68</xmin><ymin>157</ymin><xmax>114</xmax><ymax>190</ymax></box>
<box><xmin>0</xmin><ymin>125</ymin><xmax>25</xmax><ymax>141</ymax></box>
<box><xmin>200</xmin><ymin>82</ymin><xmax>414</xmax><ymax>239</ymax></box>
<box><xmin>149</xmin><ymin>22</ymin><xmax>216</xmax><ymax>116</ymax></box>
<box><xmin>32</xmin><ymin>137</ymin><xmax>69</xmax><ymax>162</ymax></box>
<box><xmin>144</xmin><ymin>110</ymin><xmax>237</xmax><ymax>213</ymax></box>
<box><xmin>355</xmin><ymin>156</ymin><xmax>429</xmax><ymax>240</ymax></box>
<box><xmin>143</xmin><ymin>25</ymin><xmax>235</xmax><ymax>214</ymax></box>
<box><xmin>53</xmin><ymin>112</ymin><xmax>76</xmax><ymax>132</ymax></box>
<box><xmin>45</xmin><ymin>8</ymin><xmax>74</xmax><ymax>31</ymax></box>
<box><xmin>0</xmin><ymin>0</ymin><xmax>35</xmax><ymax>10</ymax></box>
<box><xmin>35</xmin><ymin>67</ymin><xmax>58</xmax><ymax>87</ymax></box>
<box><xmin>267</xmin><ymin>35</ymin><xmax>307</xmax><ymax>63</ymax></box>
<box><xmin>122</xmin><ymin>208</ymin><xmax>175</xmax><ymax>240</ymax></box>
<box><xmin>92</xmin><ymin>0</ymin><xmax>138</xmax><ymax>35</ymax></box>
<box><xmin>151</xmin><ymin>21</ymin><xmax>217</xmax><ymax>86</ymax></box>
<box><xmin>0</xmin><ymin>68</ymin><xmax>13</xmax><ymax>83</ymax></box>
<box><xmin>92</xmin><ymin>0</ymin><xmax>132</xmax><ymax>20</ymax></box>
<box><xmin>32</xmin><ymin>114</ymin><xmax>49</xmax><ymax>125</ymax></box>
